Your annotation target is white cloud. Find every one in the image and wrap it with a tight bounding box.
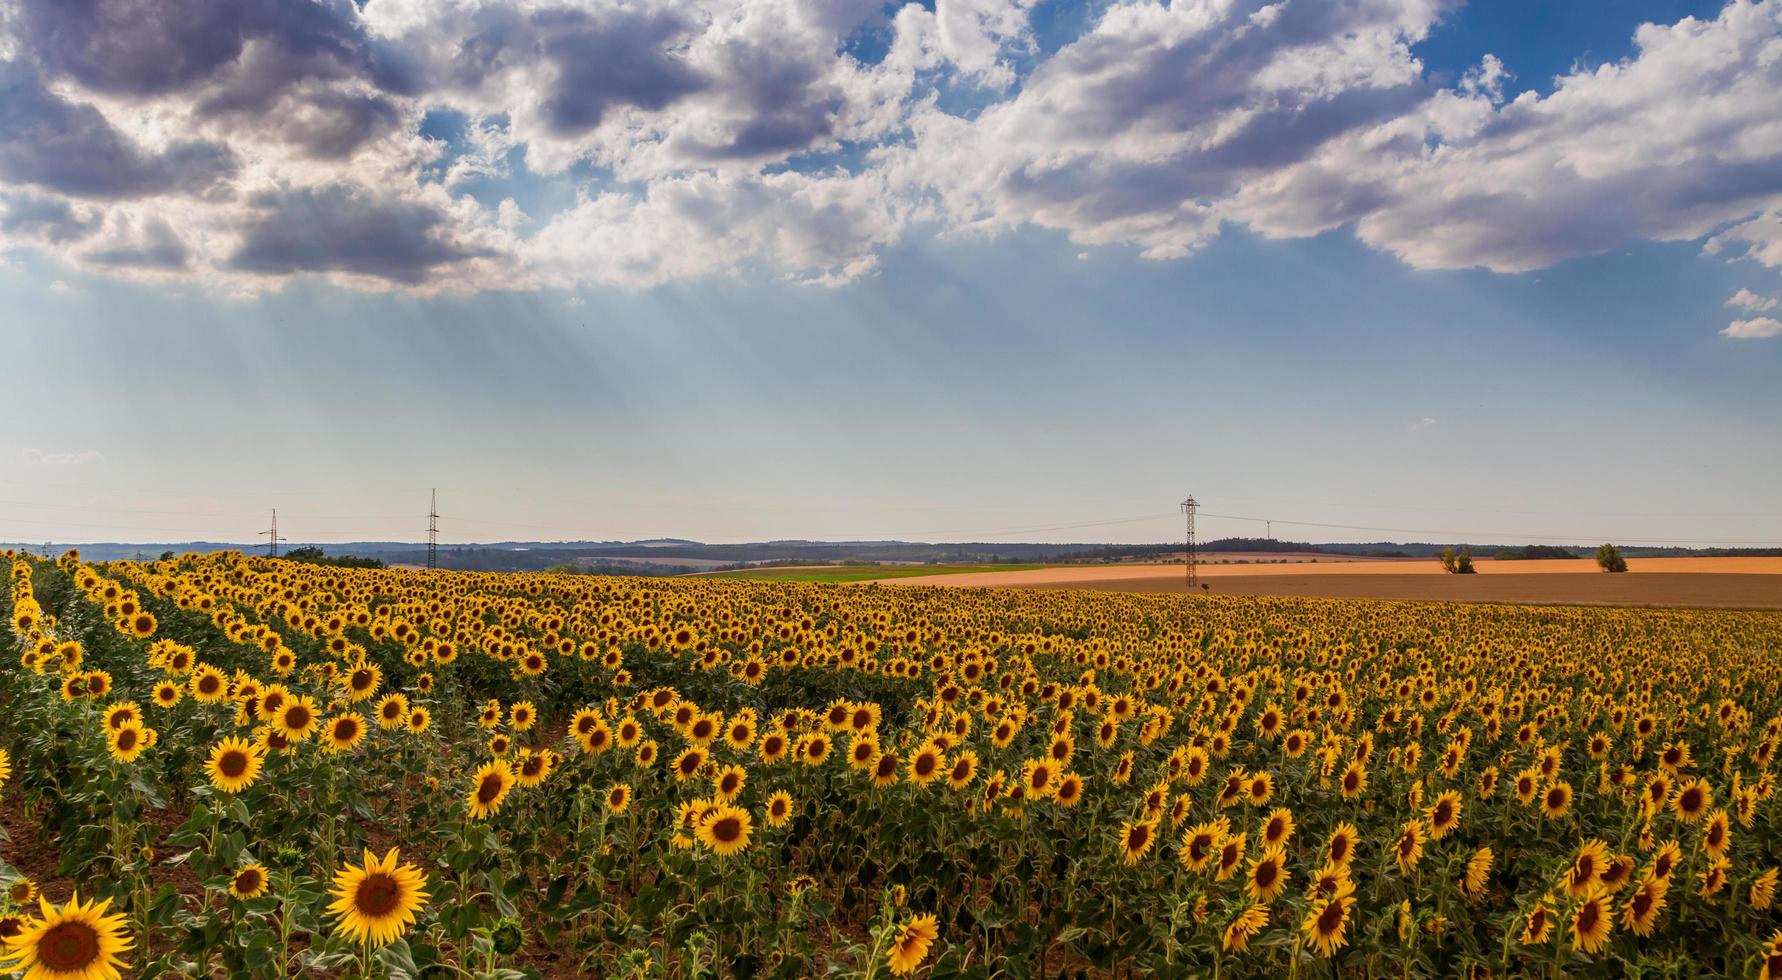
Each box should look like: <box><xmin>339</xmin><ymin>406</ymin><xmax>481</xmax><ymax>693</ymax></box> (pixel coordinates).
<box><xmin>1726</xmin><ymin>287</ymin><xmax>1779</xmax><ymax>311</ymax></box>
<box><xmin>22</xmin><ymin>448</ymin><xmax>103</xmax><ymax>466</ymax></box>
<box><xmin>1722</xmin><ymin>316</ymin><xmax>1782</xmax><ymax>338</ymax></box>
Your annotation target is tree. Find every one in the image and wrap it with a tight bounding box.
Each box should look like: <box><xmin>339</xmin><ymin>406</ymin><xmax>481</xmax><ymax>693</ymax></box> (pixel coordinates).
<box><xmin>1596</xmin><ymin>543</ymin><xmax>1628</xmax><ymax>573</ymax></box>
<box><xmin>1442</xmin><ymin>547</ymin><xmax>1475</xmax><ymax>574</ymax></box>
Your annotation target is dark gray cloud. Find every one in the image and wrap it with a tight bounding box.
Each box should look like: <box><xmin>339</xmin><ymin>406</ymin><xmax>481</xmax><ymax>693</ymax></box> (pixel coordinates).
<box><xmin>0</xmin><ymin>192</ymin><xmax>102</xmax><ymax>243</ymax></box>
<box><xmin>83</xmin><ymin>217</ymin><xmax>190</xmax><ymax>269</ymax></box>
<box><xmin>14</xmin><ymin>0</ymin><xmax>420</xmax><ymax>99</ymax></box>
<box><xmin>227</xmin><ymin>184</ymin><xmax>495</xmax><ymax>283</ymax></box>
<box><xmin>0</xmin><ymin>60</ymin><xmax>237</xmax><ymax>199</ymax></box>
<box><xmin>461</xmin><ymin>6</ymin><xmax>709</xmax><ymax>137</ymax></box>
<box><xmin>670</xmin><ymin>46</ymin><xmax>841</xmax><ymax>162</ymax></box>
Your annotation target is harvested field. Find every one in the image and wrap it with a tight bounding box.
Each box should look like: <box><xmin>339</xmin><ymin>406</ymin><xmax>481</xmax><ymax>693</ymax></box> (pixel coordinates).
<box><xmin>867</xmin><ymin>556</ymin><xmax>1782</xmax><ymax>608</ymax></box>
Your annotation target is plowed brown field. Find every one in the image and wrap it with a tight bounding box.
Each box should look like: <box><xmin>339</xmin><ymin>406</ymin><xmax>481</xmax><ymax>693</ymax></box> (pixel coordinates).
<box><xmin>865</xmin><ymin>557</ymin><xmax>1782</xmax><ymax>608</ymax></box>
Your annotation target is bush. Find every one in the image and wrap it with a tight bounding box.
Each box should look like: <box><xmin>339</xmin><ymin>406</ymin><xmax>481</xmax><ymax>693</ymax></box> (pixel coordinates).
<box><xmin>1596</xmin><ymin>543</ymin><xmax>1628</xmax><ymax>573</ymax></box>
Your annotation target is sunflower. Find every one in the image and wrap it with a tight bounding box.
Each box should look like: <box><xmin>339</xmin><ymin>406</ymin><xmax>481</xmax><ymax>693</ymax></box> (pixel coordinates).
<box><xmin>189</xmin><ymin>666</ymin><xmax>228</xmax><ymax>703</ymax></box>
<box><xmin>1754</xmin><ymin>868</ymin><xmax>1779</xmax><ymax>911</ymax></box>
<box><xmin>1426</xmin><ymin>790</ymin><xmax>1463</xmax><ymax>839</ymax></box>
<box><xmin>886</xmin><ymin>913</ymin><xmax>939</xmax><ymax>976</ymax></box>
<box><xmin>1569</xmin><ymin>886</ymin><xmax>1614</xmax><ymax>954</ymax></box>
<box><xmin>106</xmin><ymin>724</ymin><xmax>151</xmax><ymax>764</ymax></box>
<box><xmin>1541</xmin><ymin>780</ymin><xmax>1573</xmax><ymax>819</ymax></box>
<box><xmin>1462</xmin><ymin>847</ymin><xmax>1493</xmax><ymax>900</ymax></box>
<box><xmin>1221</xmin><ymin>903</ymin><xmax>1268</xmax><ymax>953</ymax></box>
<box><xmin>1393</xmin><ymin>819</ymin><xmax>1426</xmax><ymax>874</ymax></box>
<box><xmin>1246</xmin><ymin>844</ymin><xmax>1290</xmax><ymax>903</ymax></box>
<box><xmin>1622</xmin><ymin>874</ymin><xmax>1668</xmax><ymax>937</ymax></box>
<box><xmin>673</xmin><ymin>748</ymin><xmax>707</xmax><ymax>782</ymax></box>
<box><xmin>1262</xmin><ymin>808</ymin><xmax>1294</xmax><ymax>848</ymax></box>
<box><xmin>605</xmin><ymin>783</ymin><xmax>632</xmax><ymax>815</ymax></box>
<box><xmin>273</xmin><ymin>695</ymin><xmax>320</xmax><ymax>743</ymax></box>
<box><xmin>1215</xmin><ymin>832</ymin><xmax>1248</xmax><ymax>881</ymax></box>
<box><xmin>323</xmin><ymin>714</ymin><xmax>366</xmax><ymax>753</ymax></box>
<box><xmin>1566</xmin><ymin>840</ymin><xmax>1608</xmax><ymax>897</ymax></box>
<box><xmin>1650</xmin><ymin>839</ymin><xmax>1681</xmax><ymax>880</ymax></box>
<box><xmin>1327</xmin><ymin>823</ymin><xmax>1359</xmax><ymax>868</ymax></box>
<box><xmin>1118</xmin><ymin>819</ymin><xmax>1157</xmax><ymax>866</ymax></box>
<box><xmin>375</xmin><ymin>694</ymin><xmax>410</xmax><ymax>730</ymax></box>
<box><xmin>945</xmin><ymin>751</ymin><xmax>978</xmax><ymax>791</ymax></box>
<box><xmin>695</xmin><ymin>804</ymin><xmax>753</xmax><ymax>857</ymax></box>
<box><xmin>102</xmin><ymin>702</ymin><xmax>141</xmax><ymax>732</ymax></box>
<box><xmin>206</xmin><ymin>737</ymin><xmax>265</xmax><ymax>794</ymax></box>
<box><xmin>1021</xmin><ymin>759</ymin><xmax>1057</xmax><ymax>799</ymax></box>
<box><xmin>634</xmin><ymin>740</ymin><xmax>659</xmax><ymax>768</ymax></box>
<box><xmin>1701</xmin><ymin>809</ymin><xmax>1731</xmax><ymax>859</ymax></box>
<box><xmin>1699</xmin><ymin>857</ymin><xmax>1729</xmax><ymax>898</ymax></box>
<box><xmin>1302</xmin><ymin>877</ymin><xmax>1356</xmax><ymax>957</ymax></box>
<box><xmin>0</xmin><ymin>891</ymin><xmax>132</xmax><ymax>980</ymax></box>
<box><xmin>151</xmin><ymin>683</ymin><xmax>181</xmax><ymax>708</ymax></box>
<box><xmin>873</xmin><ymin>752</ymin><xmax>901</xmax><ymax>787</ymax></box>
<box><xmin>1053</xmin><ymin>772</ymin><xmax>1084</xmax><ymax>807</ymax></box>
<box><xmin>229</xmin><ymin>864</ymin><xmax>269</xmax><ymax>900</ymax></box>
<box><xmin>326</xmin><ymin>848</ymin><xmax>429</xmax><ymax>948</ymax></box>
<box><xmin>1339</xmin><ymin>762</ymin><xmax>1367</xmax><ymax>800</ymax></box>
<box><xmin>405</xmin><ymin>707</ymin><xmax>430</xmax><ymax>735</ymax></box>
<box><xmin>1673</xmin><ymin>777</ymin><xmax>1712</xmax><ymax>822</ymax></box>
<box><xmin>1180</xmin><ymin>821</ymin><xmax>1224</xmax><ymax>872</ymax></box>
<box><xmin>712</xmin><ymin>764</ymin><xmax>747</xmax><ymax>801</ymax></box>
<box><xmin>509</xmin><ymin>701</ymin><xmax>536</xmax><ymax>732</ymax></box>
<box><xmin>1521</xmin><ymin>901</ymin><xmax>1553</xmax><ymax>945</ymax></box>
<box><xmin>765</xmin><ymin>790</ymin><xmax>793</xmax><ymax>828</ymax></box>
<box><xmin>467</xmin><ymin>760</ymin><xmax>515</xmax><ymax>820</ymax></box>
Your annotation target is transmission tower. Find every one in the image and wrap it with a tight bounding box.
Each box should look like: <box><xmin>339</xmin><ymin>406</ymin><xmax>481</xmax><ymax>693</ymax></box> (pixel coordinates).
<box><xmin>427</xmin><ymin>489</ymin><xmax>440</xmax><ymax>570</ymax></box>
<box><xmin>1181</xmin><ymin>496</ymin><xmax>1199</xmax><ymax>588</ymax></box>
<box><xmin>259</xmin><ymin>509</ymin><xmax>282</xmax><ymax>558</ymax></box>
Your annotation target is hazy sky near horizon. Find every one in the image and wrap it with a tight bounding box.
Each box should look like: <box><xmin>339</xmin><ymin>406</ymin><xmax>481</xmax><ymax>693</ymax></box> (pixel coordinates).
<box><xmin>2</xmin><ymin>0</ymin><xmax>1780</xmax><ymax>548</ymax></box>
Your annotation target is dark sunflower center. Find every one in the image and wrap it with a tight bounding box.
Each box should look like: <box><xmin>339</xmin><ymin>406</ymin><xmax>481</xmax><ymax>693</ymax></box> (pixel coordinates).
<box><xmin>1317</xmin><ymin>901</ymin><xmax>1345</xmax><ymax>932</ymax></box>
<box><xmin>285</xmin><ymin>706</ymin><xmax>312</xmax><ymax>729</ymax></box>
<box><xmin>477</xmin><ymin>774</ymin><xmax>505</xmax><ymax>804</ymax></box>
<box><xmin>712</xmin><ymin>817</ymin><xmax>742</xmax><ymax>842</ymax></box>
<box><xmin>1254</xmin><ymin>862</ymin><xmax>1278</xmax><ymax>888</ymax></box>
<box><xmin>219</xmin><ymin>751</ymin><xmax>248</xmax><ymax>778</ymax></box>
<box><xmin>118</xmin><ymin>729</ymin><xmax>138</xmax><ymax>750</ymax></box>
<box><xmin>237</xmin><ymin>869</ymin><xmax>264</xmax><ymax>893</ymax></box>
<box><xmin>915</xmin><ymin>755</ymin><xmax>937</xmax><ymax>776</ymax></box>
<box><xmin>355</xmin><ymin>873</ymin><xmax>401</xmax><ymax>917</ymax></box>
<box><xmin>39</xmin><ymin>921</ymin><xmax>99</xmax><ymax>970</ymax></box>
<box><xmin>1576</xmin><ymin>902</ymin><xmax>1598</xmax><ymax>932</ymax></box>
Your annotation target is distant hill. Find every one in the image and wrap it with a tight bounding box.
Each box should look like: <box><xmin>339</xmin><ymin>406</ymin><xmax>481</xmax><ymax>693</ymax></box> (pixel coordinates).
<box><xmin>6</xmin><ymin>536</ymin><xmax>1778</xmax><ymax>574</ymax></box>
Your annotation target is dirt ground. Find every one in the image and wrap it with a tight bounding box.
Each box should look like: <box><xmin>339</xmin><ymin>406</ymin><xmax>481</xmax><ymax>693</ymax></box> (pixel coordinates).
<box><xmin>866</xmin><ymin>557</ymin><xmax>1782</xmax><ymax>609</ymax></box>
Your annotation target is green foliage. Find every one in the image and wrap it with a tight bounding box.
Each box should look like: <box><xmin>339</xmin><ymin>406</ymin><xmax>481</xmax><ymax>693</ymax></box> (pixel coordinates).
<box><xmin>1596</xmin><ymin>543</ymin><xmax>1628</xmax><ymax>573</ymax></box>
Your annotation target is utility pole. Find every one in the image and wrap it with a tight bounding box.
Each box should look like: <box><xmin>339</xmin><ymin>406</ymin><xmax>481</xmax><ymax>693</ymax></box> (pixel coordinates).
<box><xmin>427</xmin><ymin>489</ymin><xmax>440</xmax><ymax>570</ymax></box>
<box><xmin>1181</xmin><ymin>496</ymin><xmax>1198</xmax><ymax>589</ymax></box>
<box><xmin>1266</xmin><ymin>520</ymin><xmax>1272</xmax><ymax>541</ymax></box>
<box><xmin>260</xmin><ymin>509</ymin><xmax>281</xmax><ymax>558</ymax></box>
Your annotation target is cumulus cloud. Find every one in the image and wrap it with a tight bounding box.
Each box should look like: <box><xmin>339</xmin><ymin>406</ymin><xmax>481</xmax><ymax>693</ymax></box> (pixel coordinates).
<box><xmin>1723</xmin><ymin>316</ymin><xmax>1782</xmax><ymax>338</ymax></box>
<box><xmin>1727</xmin><ymin>287</ymin><xmax>1779</xmax><ymax>311</ymax></box>
<box><xmin>0</xmin><ymin>0</ymin><xmax>1780</xmax><ymax>293</ymax></box>
<box><xmin>226</xmin><ymin>183</ymin><xmax>510</xmax><ymax>285</ymax></box>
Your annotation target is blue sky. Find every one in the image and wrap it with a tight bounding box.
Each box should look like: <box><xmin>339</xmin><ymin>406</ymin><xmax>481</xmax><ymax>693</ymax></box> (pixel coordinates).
<box><xmin>1</xmin><ymin>0</ymin><xmax>1779</xmax><ymax>547</ymax></box>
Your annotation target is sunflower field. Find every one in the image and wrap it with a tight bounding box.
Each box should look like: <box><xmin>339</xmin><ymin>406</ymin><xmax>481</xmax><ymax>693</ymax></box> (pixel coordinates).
<box><xmin>2</xmin><ymin>549</ymin><xmax>1782</xmax><ymax>979</ymax></box>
